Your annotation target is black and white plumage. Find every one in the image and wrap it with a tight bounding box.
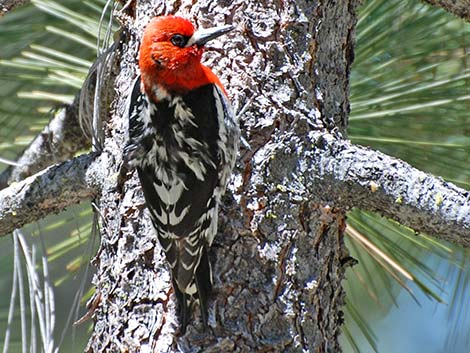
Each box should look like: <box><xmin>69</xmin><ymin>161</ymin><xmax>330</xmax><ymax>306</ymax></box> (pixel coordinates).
<box><xmin>125</xmin><ymin>75</ymin><xmax>239</xmax><ymax>332</ymax></box>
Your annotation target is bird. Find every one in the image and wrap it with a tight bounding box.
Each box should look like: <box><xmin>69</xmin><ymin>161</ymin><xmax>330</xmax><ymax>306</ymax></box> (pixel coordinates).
<box><xmin>124</xmin><ymin>15</ymin><xmax>239</xmax><ymax>333</ymax></box>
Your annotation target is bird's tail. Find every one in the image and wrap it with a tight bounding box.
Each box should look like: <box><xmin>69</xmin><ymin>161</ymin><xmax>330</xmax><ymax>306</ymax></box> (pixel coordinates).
<box><xmin>172</xmin><ymin>247</ymin><xmax>212</xmax><ymax>334</ymax></box>
<box><xmin>157</xmin><ymin>226</ymin><xmax>213</xmax><ymax>333</ymax></box>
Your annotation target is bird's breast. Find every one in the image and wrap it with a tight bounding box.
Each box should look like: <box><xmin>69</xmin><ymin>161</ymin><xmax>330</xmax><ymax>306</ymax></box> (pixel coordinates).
<box><xmin>142</xmin><ymin>89</ymin><xmax>219</xmax><ymax>184</ymax></box>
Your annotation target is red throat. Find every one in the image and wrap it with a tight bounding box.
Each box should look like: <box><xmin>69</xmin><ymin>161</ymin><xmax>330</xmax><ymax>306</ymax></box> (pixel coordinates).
<box><xmin>141</xmin><ymin>60</ymin><xmax>227</xmax><ymax>98</ymax></box>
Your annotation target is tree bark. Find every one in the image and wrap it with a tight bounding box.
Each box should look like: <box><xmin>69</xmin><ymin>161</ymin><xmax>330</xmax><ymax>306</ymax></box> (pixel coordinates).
<box><xmin>0</xmin><ymin>0</ymin><xmax>29</xmax><ymax>15</ymax></box>
<box><xmin>0</xmin><ymin>153</ymin><xmax>100</xmax><ymax>235</ymax></box>
<box><xmin>87</xmin><ymin>1</ymin><xmax>358</xmax><ymax>352</ymax></box>
<box><xmin>422</xmin><ymin>0</ymin><xmax>470</xmax><ymax>21</ymax></box>
<box><xmin>299</xmin><ymin>133</ymin><xmax>470</xmax><ymax>246</ymax></box>
<box><xmin>0</xmin><ymin>95</ymin><xmax>88</xmax><ymax>190</ymax></box>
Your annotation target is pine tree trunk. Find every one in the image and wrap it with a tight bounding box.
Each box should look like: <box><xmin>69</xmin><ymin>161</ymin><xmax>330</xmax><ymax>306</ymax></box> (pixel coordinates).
<box><xmin>87</xmin><ymin>1</ymin><xmax>358</xmax><ymax>352</ymax></box>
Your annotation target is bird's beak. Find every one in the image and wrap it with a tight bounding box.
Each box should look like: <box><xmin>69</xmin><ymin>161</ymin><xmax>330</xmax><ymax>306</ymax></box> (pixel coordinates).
<box><xmin>186</xmin><ymin>24</ymin><xmax>235</xmax><ymax>47</ymax></box>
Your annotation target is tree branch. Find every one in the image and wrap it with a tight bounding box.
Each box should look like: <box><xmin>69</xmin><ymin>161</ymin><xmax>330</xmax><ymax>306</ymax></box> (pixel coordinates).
<box><xmin>0</xmin><ymin>95</ymin><xmax>90</xmax><ymax>190</ymax></box>
<box><xmin>422</xmin><ymin>0</ymin><xmax>470</xmax><ymax>21</ymax></box>
<box><xmin>276</xmin><ymin>129</ymin><xmax>470</xmax><ymax>246</ymax></box>
<box><xmin>0</xmin><ymin>152</ymin><xmax>102</xmax><ymax>236</ymax></box>
<box><xmin>0</xmin><ymin>0</ymin><xmax>29</xmax><ymax>15</ymax></box>
<box><xmin>0</xmin><ymin>41</ymin><xmax>119</xmax><ymax>190</ymax></box>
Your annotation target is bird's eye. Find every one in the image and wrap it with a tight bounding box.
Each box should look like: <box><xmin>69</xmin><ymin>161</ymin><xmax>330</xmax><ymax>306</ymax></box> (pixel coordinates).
<box><xmin>170</xmin><ymin>34</ymin><xmax>189</xmax><ymax>48</ymax></box>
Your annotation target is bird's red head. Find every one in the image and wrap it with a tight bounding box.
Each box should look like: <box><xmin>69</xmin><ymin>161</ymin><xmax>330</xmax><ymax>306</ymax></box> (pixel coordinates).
<box><xmin>139</xmin><ymin>16</ymin><xmax>233</xmax><ymax>99</ymax></box>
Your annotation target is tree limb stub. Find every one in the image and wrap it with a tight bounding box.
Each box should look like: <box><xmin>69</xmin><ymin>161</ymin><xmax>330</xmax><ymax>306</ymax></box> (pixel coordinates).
<box><xmin>262</xmin><ymin>128</ymin><xmax>470</xmax><ymax>246</ymax></box>
<box><xmin>0</xmin><ymin>152</ymin><xmax>102</xmax><ymax>236</ymax></box>
<box><xmin>320</xmin><ymin>136</ymin><xmax>470</xmax><ymax>244</ymax></box>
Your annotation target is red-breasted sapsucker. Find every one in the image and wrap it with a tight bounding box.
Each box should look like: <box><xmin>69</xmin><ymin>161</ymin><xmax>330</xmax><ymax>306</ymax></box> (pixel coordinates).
<box><xmin>124</xmin><ymin>16</ymin><xmax>239</xmax><ymax>333</ymax></box>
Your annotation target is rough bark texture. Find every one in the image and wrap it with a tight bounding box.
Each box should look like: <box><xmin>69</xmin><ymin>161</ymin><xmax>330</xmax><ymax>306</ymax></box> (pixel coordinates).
<box><xmin>86</xmin><ymin>1</ymin><xmax>357</xmax><ymax>352</ymax></box>
<box><xmin>0</xmin><ymin>153</ymin><xmax>100</xmax><ymax>235</ymax></box>
<box><xmin>298</xmin><ymin>133</ymin><xmax>470</xmax><ymax>246</ymax></box>
<box><xmin>423</xmin><ymin>0</ymin><xmax>470</xmax><ymax>20</ymax></box>
<box><xmin>0</xmin><ymin>0</ymin><xmax>29</xmax><ymax>15</ymax></box>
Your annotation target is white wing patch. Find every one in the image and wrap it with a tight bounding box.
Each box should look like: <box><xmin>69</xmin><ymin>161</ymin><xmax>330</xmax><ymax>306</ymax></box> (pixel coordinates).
<box><xmin>153</xmin><ymin>180</ymin><xmax>186</xmax><ymax>205</ymax></box>
<box><xmin>169</xmin><ymin>205</ymin><xmax>190</xmax><ymax>226</ymax></box>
